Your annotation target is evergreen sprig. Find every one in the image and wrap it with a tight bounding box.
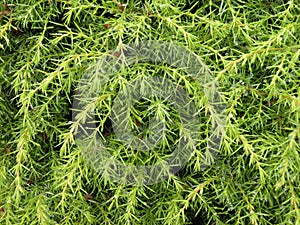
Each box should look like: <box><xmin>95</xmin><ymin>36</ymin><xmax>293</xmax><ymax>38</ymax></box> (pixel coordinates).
<box><xmin>0</xmin><ymin>0</ymin><xmax>299</xmax><ymax>224</ymax></box>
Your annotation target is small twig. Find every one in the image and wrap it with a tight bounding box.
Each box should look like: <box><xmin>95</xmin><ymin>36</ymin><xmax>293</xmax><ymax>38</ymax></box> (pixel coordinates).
<box><xmin>113</xmin><ymin>0</ymin><xmax>127</xmax><ymax>13</ymax></box>
<box><xmin>0</xmin><ymin>3</ymin><xmax>11</xmax><ymax>17</ymax></box>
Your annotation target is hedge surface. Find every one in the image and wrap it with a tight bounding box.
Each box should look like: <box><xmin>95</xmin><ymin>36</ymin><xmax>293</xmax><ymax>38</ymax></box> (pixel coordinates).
<box><xmin>0</xmin><ymin>0</ymin><xmax>300</xmax><ymax>224</ymax></box>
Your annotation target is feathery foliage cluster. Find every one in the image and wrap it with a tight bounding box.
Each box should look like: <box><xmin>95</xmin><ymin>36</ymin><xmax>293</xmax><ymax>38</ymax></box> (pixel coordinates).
<box><xmin>0</xmin><ymin>0</ymin><xmax>300</xmax><ymax>224</ymax></box>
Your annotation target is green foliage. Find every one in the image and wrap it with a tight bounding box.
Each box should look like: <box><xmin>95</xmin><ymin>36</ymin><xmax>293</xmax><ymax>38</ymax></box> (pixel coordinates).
<box><xmin>0</xmin><ymin>0</ymin><xmax>300</xmax><ymax>224</ymax></box>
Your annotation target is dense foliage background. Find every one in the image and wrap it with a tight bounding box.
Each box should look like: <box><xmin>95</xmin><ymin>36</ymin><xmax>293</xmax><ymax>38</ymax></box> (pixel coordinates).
<box><xmin>0</xmin><ymin>0</ymin><xmax>299</xmax><ymax>224</ymax></box>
